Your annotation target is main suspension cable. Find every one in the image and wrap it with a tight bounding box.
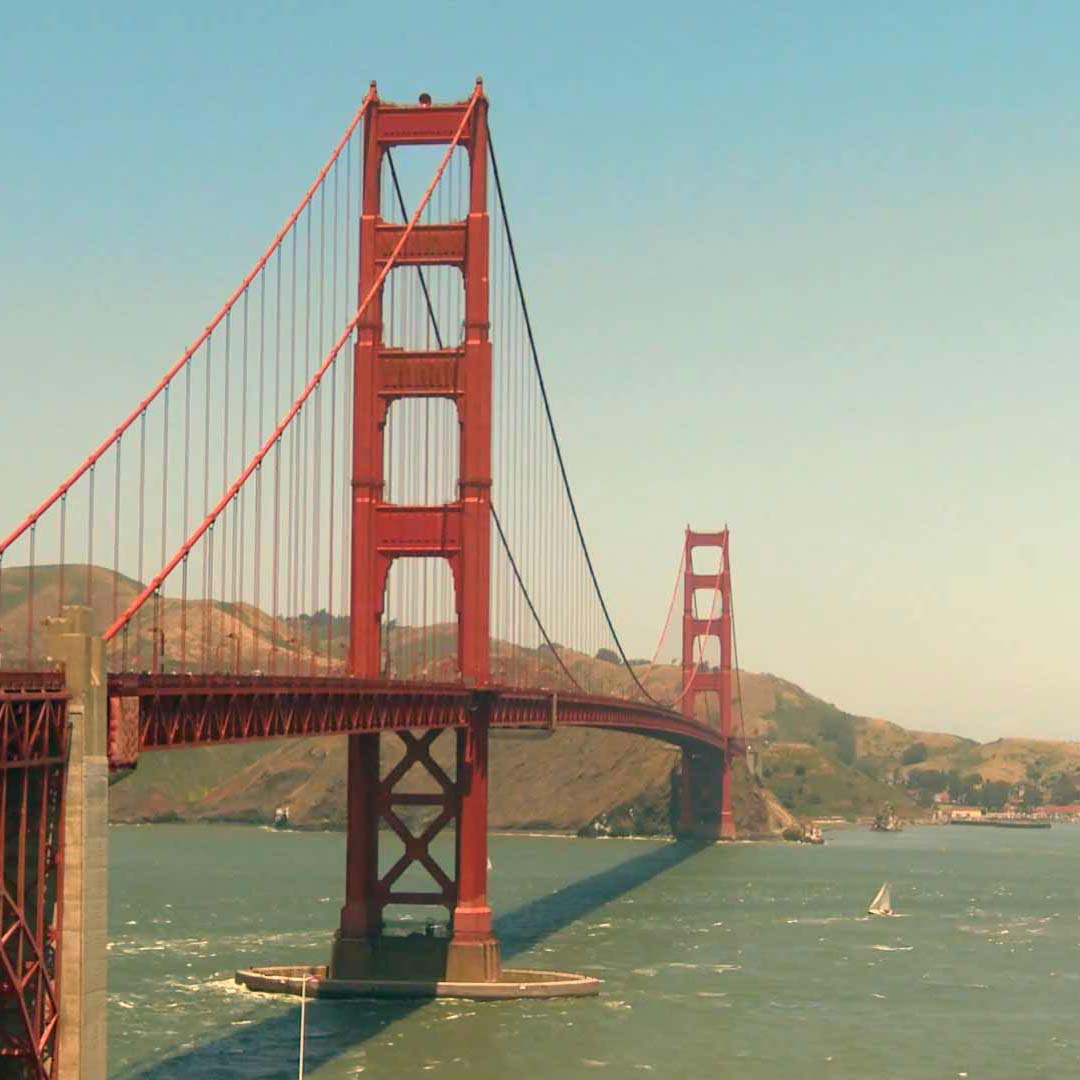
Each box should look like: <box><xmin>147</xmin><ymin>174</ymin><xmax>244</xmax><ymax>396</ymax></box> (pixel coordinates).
<box><xmin>488</xmin><ymin>133</ymin><xmax>662</xmax><ymax>705</ymax></box>
<box><xmin>638</xmin><ymin>546</ymin><xmax>686</xmax><ymax>685</ymax></box>
<box><xmin>386</xmin><ymin>149</ymin><xmax>444</xmax><ymax>350</ymax></box>
<box><xmin>730</xmin><ymin>554</ymin><xmax>746</xmax><ymax>741</ymax></box>
<box><xmin>491</xmin><ymin>506</ymin><xmax>585</xmax><ymax>692</ymax></box>
<box><xmin>386</xmin><ymin>150</ymin><xmax>574</xmax><ymax>690</ymax></box>
<box><xmin>105</xmin><ymin>88</ymin><xmax>483</xmax><ymax>642</ymax></box>
<box><xmin>0</xmin><ymin>88</ymin><xmax>377</xmax><ymax>558</ymax></box>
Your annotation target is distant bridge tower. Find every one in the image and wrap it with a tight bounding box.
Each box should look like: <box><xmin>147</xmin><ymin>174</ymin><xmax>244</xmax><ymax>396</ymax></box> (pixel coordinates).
<box><xmin>335</xmin><ymin>83</ymin><xmax>500</xmax><ymax>983</ymax></box>
<box><xmin>678</xmin><ymin>528</ymin><xmax>736</xmax><ymax>840</ymax></box>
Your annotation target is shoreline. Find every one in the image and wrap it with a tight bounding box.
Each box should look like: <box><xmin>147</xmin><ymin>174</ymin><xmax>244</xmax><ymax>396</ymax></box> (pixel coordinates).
<box><xmin>107</xmin><ymin>819</ymin><xmax>790</xmax><ymax>843</ymax></box>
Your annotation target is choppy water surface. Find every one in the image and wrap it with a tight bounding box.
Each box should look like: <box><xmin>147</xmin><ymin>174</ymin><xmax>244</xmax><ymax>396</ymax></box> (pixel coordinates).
<box><xmin>110</xmin><ymin>824</ymin><xmax>1080</xmax><ymax>1078</ymax></box>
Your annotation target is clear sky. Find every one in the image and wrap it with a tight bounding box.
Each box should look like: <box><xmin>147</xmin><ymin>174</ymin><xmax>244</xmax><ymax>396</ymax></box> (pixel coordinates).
<box><xmin>3</xmin><ymin>2</ymin><xmax>1078</xmax><ymax>740</ymax></box>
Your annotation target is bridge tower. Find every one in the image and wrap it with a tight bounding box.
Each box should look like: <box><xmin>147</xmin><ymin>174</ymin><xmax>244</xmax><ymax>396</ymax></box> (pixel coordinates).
<box><xmin>677</xmin><ymin>528</ymin><xmax>736</xmax><ymax>840</ymax></box>
<box><xmin>335</xmin><ymin>83</ymin><xmax>500</xmax><ymax>983</ymax></box>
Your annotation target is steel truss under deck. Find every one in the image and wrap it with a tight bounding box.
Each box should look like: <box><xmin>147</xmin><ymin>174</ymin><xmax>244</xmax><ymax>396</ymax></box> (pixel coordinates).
<box><xmin>0</xmin><ymin>675</ymin><xmax>68</xmax><ymax>1080</ymax></box>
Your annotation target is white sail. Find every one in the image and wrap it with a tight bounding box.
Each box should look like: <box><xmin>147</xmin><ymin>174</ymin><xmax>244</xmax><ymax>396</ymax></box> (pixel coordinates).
<box><xmin>868</xmin><ymin>882</ymin><xmax>892</xmax><ymax>916</ymax></box>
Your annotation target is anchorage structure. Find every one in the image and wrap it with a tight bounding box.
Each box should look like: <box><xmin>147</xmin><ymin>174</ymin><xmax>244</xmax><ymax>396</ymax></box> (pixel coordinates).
<box><xmin>678</xmin><ymin>528</ymin><xmax>736</xmax><ymax>840</ymax></box>
<box><xmin>336</xmin><ymin>85</ymin><xmax>499</xmax><ymax>982</ymax></box>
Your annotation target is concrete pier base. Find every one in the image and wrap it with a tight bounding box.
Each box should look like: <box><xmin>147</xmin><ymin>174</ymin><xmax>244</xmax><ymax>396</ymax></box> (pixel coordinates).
<box><xmin>329</xmin><ymin>931</ymin><xmax>503</xmax><ymax>985</ymax></box>
<box><xmin>236</xmin><ymin>963</ymin><xmax>600</xmax><ymax>1000</ymax></box>
<box><xmin>329</xmin><ymin>930</ymin><xmax>450</xmax><ymax>982</ymax></box>
<box><xmin>445</xmin><ymin>935</ymin><xmax>501</xmax><ymax>983</ymax></box>
<box><xmin>48</xmin><ymin>607</ymin><xmax>108</xmax><ymax>1080</ymax></box>
<box><xmin>675</xmin><ymin>746</ymin><xmax>736</xmax><ymax>842</ymax></box>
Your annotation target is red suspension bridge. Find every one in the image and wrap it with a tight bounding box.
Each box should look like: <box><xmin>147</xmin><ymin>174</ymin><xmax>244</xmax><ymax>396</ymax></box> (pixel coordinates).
<box><xmin>0</xmin><ymin>83</ymin><xmax>745</xmax><ymax>1078</ymax></box>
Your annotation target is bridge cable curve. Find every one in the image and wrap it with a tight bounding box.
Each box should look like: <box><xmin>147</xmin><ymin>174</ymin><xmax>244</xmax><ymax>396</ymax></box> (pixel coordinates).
<box><xmin>103</xmin><ymin>87</ymin><xmax>484</xmax><ymax>643</ymax></box>
<box><xmin>385</xmin><ymin>146</ymin><xmax>585</xmax><ymax>695</ymax></box>
<box><xmin>0</xmin><ymin>87</ymin><xmax>377</xmax><ymax>559</ymax></box>
<box><xmin>488</xmin><ymin>135</ymin><xmax>664</xmax><ymax>706</ymax></box>
<box><xmin>636</xmin><ymin>547</ymin><xmax>686</xmax><ymax>686</ymax></box>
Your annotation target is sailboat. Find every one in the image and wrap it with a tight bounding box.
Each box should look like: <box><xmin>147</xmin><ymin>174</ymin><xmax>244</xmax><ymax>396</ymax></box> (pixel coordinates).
<box><xmin>868</xmin><ymin>882</ymin><xmax>894</xmax><ymax>917</ymax></box>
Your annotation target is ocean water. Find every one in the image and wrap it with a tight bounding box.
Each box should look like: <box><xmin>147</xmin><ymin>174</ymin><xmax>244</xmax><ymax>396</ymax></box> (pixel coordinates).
<box><xmin>109</xmin><ymin>823</ymin><xmax>1080</xmax><ymax>1078</ymax></box>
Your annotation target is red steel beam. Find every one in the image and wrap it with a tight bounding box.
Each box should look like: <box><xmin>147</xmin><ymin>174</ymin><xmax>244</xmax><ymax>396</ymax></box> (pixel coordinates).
<box><xmin>374</xmin><ymin>221</ymin><xmax>466</xmax><ymax>266</ymax></box>
<box><xmin>106</xmin><ymin>675</ymin><xmax>736</xmax><ymax>767</ymax></box>
<box><xmin>0</xmin><ymin>679</ymin><xmax>69</xmax><ymax>1080</ymax></box>
<box><xmin>374</xmin><ymin>100</ymin><xmax>475</xmax><ymax>146</ymax></box>
<box><xmin>379</xmin><ymin>347</ymin><xmax>463</xmax><ymax>398</ymax></box>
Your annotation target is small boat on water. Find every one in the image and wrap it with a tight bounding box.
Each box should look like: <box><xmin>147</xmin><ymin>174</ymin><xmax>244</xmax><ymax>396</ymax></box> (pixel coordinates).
<box><xmin>273</xmin><ymin>804</ymin><xmax>290</xmax><ymax>829</ymax></box>
<box><xmin>780</xmin><ymin>823</ymin><xmax>826</xmax><ymax>844</ymax></box>
<box><xmin>868</xmin><ymin>881</ymin><xmax>894</xmax><ymax>917</ymax></box>
<box><xmin>870</xmin><ymin>804</ymin><xmax>903</xmax><ymax>832</ymax></box>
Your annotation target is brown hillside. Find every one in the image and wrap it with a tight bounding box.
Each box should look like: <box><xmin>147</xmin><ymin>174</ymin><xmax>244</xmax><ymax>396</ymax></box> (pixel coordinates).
<box><xmin>16</xmin><ymin>564</ymin><xmax>1075</xmax><ymax>829</ymax></box>
<box><xmin>911</xmin><ymin>738</ymin><xmax>1080</xmax><ymax>786</ymax></box>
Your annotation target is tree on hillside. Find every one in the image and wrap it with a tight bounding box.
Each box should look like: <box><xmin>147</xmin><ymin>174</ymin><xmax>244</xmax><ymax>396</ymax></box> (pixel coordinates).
<box><xmin>854</xmin><ymin>756</ymin><xmax>883</xmax><ymax>780</ymax></box>
<box><xmin>979</xmin><ymin>780</ymin><xmax>1012</xmax><ymax>811</ymax></box>
<box><xmin>950</xmin><ymin>773</ymin><xmax>983</xmax><ymax>806</ymax></box>
<box><xmin>907</xmin><ymin>768</ymin><xmax>949</xmax><ymax>807</ymax></box>
<box><xmin>945</xmin><ymin>770</ymin><xmax>982</xmax><ymax>806</ymax></box>
<box><xmin>1050</xmin><ymin>774</ymin><xmax>1079</xmax><ymax>805</ymax></box>
<box><xmin>901</xmin><ymin>742</ymin><xmax>928</xmax><ymax>766</ymax></box>
<box><xmin>907</xmin><ymin>768</ymin><xmax>948</xmax><ymax>794</ymax></box>
<box><xmin>815</xmin><ymin>713</ymin><xmax>857</xmax><ymax>766</ymax></box>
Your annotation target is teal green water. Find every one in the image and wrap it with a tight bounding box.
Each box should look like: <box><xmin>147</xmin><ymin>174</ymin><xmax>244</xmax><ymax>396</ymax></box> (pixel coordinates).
<box><xmin>110</xmin><ymin>824</ymin><xmax>1080</xmax><ymax>1078</ymax></box>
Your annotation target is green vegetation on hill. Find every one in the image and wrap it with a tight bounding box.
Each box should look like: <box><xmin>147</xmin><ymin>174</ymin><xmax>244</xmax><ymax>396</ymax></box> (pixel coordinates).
<box><xmin>16</xmin><ymin>564</ymin><xmax>1080</xmax><ymax>831</ymax></box>
<box><xmin>760</xmin><ymin>742</ymin><xmax>919</xmax><ymax>820</ymax></box>
<box><xmin>109</xmin><ymin>742</ymin><xmax>276</xmax><ymax>822</ymax></box>
<box><xmin>769</xmin><ymin>696</ymin><xmax>858</xmax><ymax>766</ymax></box>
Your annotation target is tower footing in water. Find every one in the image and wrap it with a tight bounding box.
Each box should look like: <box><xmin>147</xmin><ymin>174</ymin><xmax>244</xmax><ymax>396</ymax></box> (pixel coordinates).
<box><xmin>235</xmin><ymin>964</ymin><xmax>599</xmax><ymax>1000</ymax></box>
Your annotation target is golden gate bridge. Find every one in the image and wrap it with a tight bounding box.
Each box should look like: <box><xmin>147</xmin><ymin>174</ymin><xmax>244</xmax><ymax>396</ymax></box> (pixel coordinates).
<box><xmin>0</xmin><ymin>82</ymin><xmax>744</xmax><ymax>1078</ymax></box>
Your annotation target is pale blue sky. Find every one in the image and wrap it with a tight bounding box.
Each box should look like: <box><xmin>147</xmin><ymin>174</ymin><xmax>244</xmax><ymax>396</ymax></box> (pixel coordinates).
<box><xmin>3</xmin><ymin>2</ymin><xmax>1078</xmax><ymax>738</ymax></box>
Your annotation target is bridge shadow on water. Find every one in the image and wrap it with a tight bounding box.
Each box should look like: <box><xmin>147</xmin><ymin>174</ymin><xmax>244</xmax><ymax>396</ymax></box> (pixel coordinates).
<box><xmin>120</xmin><ymin>838</ymin><xmax>708</xmax><ymax>1079</ymax></box>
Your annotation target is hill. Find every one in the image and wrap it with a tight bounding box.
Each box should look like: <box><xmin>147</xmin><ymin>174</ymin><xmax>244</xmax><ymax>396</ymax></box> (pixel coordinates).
<box><xmin>10</xmin><ymin>564</ymin><xmax>1078</xmax><ymax>830</ymax></box>
<box><xmin>105</xmin><ymin>661</ymin><xmax>918</xmax><ymax>836</ymax></box>
<box><xmin>913</xmin><ymin>737</ymin><xmax>1080</xmax><ymax>785</ymax></box>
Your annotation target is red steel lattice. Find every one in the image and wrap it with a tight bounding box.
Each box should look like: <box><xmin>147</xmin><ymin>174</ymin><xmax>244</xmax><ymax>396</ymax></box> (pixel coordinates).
<box><xmin>0</xmin><ymin>680</ymin><xmax>68</xmax><ymax>1080</ymax></box>
<box><xmin>679</xmin><ymin>529</ymin><xmax>736</xmax><ymax>839</ymax></box>
<box><xmin>106</xmin><ymin>674</ymin><xmax>737</xmax><ymax>767</ymax></box>
<box><xmin>376</xmin><ymin>730</ymin><xmax>458</xmax><ymax>910</ymax></box>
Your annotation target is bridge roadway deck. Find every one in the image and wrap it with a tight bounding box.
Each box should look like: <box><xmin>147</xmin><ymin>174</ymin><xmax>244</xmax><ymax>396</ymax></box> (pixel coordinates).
<box><xmin>106</xmin><ymin>674</ymin><xmax>736</xmax><ymax>767</ymax></box>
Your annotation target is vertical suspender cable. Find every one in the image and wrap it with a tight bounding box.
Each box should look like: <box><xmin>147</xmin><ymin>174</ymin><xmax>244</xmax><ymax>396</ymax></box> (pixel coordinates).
<box><xmin>489</xmin><ymin>136</ymin><xmax>663</xmax><ymax>705</ymax></box>
<box><xmin>57</xmin><ymin>497</ymin><xmax>66</xmax><ymax>617</ymax></box>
